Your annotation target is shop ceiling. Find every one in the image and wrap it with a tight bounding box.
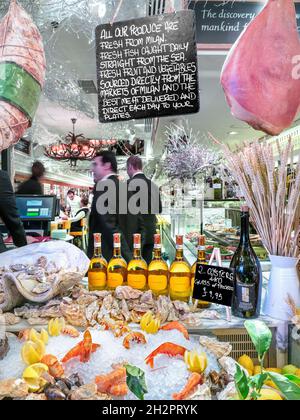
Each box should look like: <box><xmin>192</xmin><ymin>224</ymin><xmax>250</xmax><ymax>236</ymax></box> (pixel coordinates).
<box><xmin>1</xmin><ymin>0</ymin><xmax>299</xmax><ymax>161</ymax></box>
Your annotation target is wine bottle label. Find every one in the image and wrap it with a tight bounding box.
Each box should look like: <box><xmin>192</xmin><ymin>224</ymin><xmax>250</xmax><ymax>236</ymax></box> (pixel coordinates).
<box><xmin>154</xmin><ymin>243</ymin><xmax>162</xmax><ymax>249</ymax></box>
<box><xmin>236</xmin><ymin>282</ymin><xmax>256</xmax><ymax>312</ymax></box>
<box><xmin>176</xmin><ymin>245</ymin><xmax>183</xmax><ymax>250</ymax></box>
<box><xmin>197</xmin><ymin>246</ymin><xmax>206</xmax><ymax>251</ymax></box>
<box><xmin>213</xmin><ymin>184</ymin><xmax>222</xmax><ymax>189</ymax></box>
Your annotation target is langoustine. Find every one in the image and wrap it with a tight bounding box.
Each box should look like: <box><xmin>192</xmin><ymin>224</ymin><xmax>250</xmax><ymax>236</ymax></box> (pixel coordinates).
<box><xmin>145</xmin><ymin>342</ymin><xmax>187</xmax><ymax>368</ymax></box>
<box><xmin>61</xmin><ymin>330</ymin><xmax>100</xmax><ymax>363</ymax></box>
<box><xmin>95</xmin><ymin>366</ymin><xmax>128</xmax><ymax>397</ymax></box>
<box><xmin>172</xmin><ymin>373</ymin><xmax>203</xmax><ymax>400</ymax></box>
<box><xmin>160</xmin><ymin>321</ymin><xmax>189</xmax><ymax>340</ymax></box>
<box><xmin>122</xmin><ymin>332</ymin><xmax>147</xmax><ymax>349</ymax></box>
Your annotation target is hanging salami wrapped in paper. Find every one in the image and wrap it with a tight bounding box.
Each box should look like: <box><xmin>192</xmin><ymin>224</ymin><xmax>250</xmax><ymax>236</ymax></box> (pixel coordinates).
<box><xmin>0</xmin><ymin>0</ymin><xmax>46</xmax><ymax>152</ymax></box>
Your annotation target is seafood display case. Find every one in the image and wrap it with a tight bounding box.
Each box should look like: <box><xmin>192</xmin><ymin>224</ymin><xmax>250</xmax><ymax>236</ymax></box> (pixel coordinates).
<box><xmin>161</xmin><ymin>200</ymin><xmax>269</xmax><ymax>267</ymax></box>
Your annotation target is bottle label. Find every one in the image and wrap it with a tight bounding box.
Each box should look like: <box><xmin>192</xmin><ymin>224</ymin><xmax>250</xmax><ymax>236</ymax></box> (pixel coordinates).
<box><xmin>148</xmin><ymin>274</ymin><xmax>167</xmax><ymax>292</ymax></box>
<box><xmin>213</xmin><ymin>184</ymin><xmax>222</xmax><ymax>189</ymax></box>
<box><xmin>88</xmin><ymin>272</ymin><xmax>106</xmax><ymax>288</ymax></box>
<box><xmin>128</xmin><ymin>274</ymin><xmax>146</xmax><ymax>290</ymax></box>
<box><xmin>154</xmin><ymin>244</ymin><xmax>162</xmax><ymax>250</ymax></box>
<box><xmin>107</xmin><ymin>273</ymin><xmax>124</xmax><ymax>288</ymax></box>
<box><xmin>197</xmin><ymin>246</ymin><xmax>205</xmax><ymax>251</ymax></box>
<box><xmin>170</xmin><ymin>276</ymin><xmax>190</xmax><ymax>293</ymax></box>
<box><xmin>236</xmin><ymin>282</ymin><xmax>256</xmax><ymax>312</ymax></box>
<box><xmin>176</xmin><ymin>245</ymin><xmax>183</xmax><ymax>250</ymax></box>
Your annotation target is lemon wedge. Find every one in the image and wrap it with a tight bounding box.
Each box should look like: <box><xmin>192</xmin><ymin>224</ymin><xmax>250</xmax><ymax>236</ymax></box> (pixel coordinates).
<box><xmin>21</xmin><ymin>340</ymin><xmax>46</xmax><ymax>365</ymax></box>
<box><xmin>23</xmin><ymin>363</ymin><xmax>49</xmax><ymax>393</ymax></box>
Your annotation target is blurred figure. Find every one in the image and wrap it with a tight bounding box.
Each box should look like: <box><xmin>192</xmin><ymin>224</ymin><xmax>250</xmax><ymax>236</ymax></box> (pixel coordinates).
<box><xmin>0</xmin><ymin>170</ymin><xmax>27</xmax><ymax>253</ymax></box>
<box><xmin>67</xmin><ymin>189</ymin><xmax>81</xmax><ymax>217</ymax></box>
<box><xmin>70</xmin><ymin>196</ymin><xmax>90</xmax><ymax>232</ymax></box>
<box><xmin>17</xmin><ymin>161</ymin><xmax>45</xmax><ymax>195</ymax></box>
<box><xmin>88</xmin><ymin>151</ymin><xmax>132</xmax><ymax>262</ymax></box>
<box><xmin>126</xmin><ymin>155</ymin><xmax>162</xmax><ymax>264</ymax></box>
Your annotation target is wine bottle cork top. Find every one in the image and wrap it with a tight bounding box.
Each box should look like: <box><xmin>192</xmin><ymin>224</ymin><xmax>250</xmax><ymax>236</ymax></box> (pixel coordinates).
<box><xmin>113</xmin><ymin>233</ymin><xmax>121</xmax><ymax>244</ymax></box>
<box><xmin>133</xmin><ymin>233</ymin><xmax>141</xmax><ymax>245</ymax></box>
<box><xmin>94</xmin><ymin>233</ymin><xmax>101</xmax><ymax>241</ymax></box>
<box><xmin>154</xmin><ymin>234</ymin><xmax>161</xmax><ymax>244</ymax></box>
<box><xmin>241</xmin><ymin>205</ymin><xmax>249</xmax><ymax>212</ymax></box>
<box><xmin>176</xmin><ymin>235</ymin><xmax>183</xmax><ymax>245</ymax></box>
<box><xmin>198</xmin><ymin>235</ymin><xmax>205</xmax><ymax>245</ymax></box>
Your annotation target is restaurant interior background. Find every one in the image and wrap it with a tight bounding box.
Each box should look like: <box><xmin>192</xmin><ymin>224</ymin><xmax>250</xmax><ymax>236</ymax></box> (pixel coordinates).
<box><xmin>1</xmin><ymin>0</ymin><xmax>300</xmax><ymax>401</ymax></box>
<box><xmin>1</xmin><ymin>0</ymin><xmax>299</xmax><ymax>266</ymax></box>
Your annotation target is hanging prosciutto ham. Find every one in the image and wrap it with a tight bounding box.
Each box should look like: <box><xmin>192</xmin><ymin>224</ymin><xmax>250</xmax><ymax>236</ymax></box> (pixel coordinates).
<box><xmin>0</xmin><ymin>0</ymin><xmax>46</xmax><ymax>152</ymax></box>
<box><xmin>221</xmin><ymin>0</ymin><xmax>300</xmax><ymax>136</ymax></box>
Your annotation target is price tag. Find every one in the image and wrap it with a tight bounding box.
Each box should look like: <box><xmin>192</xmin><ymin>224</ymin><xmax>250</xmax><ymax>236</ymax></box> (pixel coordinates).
<box><xmin>192</xmin><ymin>263</ymin><xmax>235</xmax><ymax>307</ymax></box>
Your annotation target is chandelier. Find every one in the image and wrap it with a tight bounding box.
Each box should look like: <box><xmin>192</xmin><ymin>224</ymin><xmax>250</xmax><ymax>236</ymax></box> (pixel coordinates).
<box><xmin>44</xmin><ymin>118</ymin><xmax>117</xmax><ymax>167</ymax></box>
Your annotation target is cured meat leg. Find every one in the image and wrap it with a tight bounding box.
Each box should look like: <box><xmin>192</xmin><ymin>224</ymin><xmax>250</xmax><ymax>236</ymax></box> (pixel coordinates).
<box><xmin>0</xmin><ymin>0</ymin><xmax>46</xmax><ymax>152</ymax></box>
<box><xmin>221</xmin><ymin>0</ymin><xmax>300</xmax><ymax>136</ymax></box>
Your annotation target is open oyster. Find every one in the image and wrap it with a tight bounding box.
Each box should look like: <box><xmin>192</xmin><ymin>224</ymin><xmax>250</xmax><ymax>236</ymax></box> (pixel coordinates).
<box><xmin>199</xmin><ymin>336</ymin><xmax>232</xmax><ymax>359</ymax></box>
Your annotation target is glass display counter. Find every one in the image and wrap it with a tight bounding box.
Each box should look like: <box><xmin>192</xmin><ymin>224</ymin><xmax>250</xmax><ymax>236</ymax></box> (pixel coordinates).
<box><xmin>160</xmin><ymin>200</ymin><xmax>270</xmax><ymax>270</ymax></box>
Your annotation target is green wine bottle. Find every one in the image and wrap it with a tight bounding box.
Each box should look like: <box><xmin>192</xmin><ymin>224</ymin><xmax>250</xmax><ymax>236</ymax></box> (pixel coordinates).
<box><xmin>230</xmin><ymin>206</ymin><xmax>262</xmax><ymax>319</ymax></box>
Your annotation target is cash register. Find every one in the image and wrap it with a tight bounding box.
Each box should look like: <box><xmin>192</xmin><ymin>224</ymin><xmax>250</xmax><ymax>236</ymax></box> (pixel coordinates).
<box><xmin>15</xmin><ymin>195</ymin><xmax>58</xmax><ymax>237</ymax></box>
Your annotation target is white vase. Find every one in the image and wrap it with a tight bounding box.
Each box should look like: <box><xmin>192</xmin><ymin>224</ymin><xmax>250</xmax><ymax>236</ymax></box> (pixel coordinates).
<box><xmin>263</xmin><ymin>255</ymin><xmax>300</xmax><ymax>321</ymax></box>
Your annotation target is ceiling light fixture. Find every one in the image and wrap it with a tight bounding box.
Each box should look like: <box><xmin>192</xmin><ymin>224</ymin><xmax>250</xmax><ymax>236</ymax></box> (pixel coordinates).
<box><xmin>44</xmin><ymin>118</ymin><xmax>117</xmax><ymax>167</ymax></box>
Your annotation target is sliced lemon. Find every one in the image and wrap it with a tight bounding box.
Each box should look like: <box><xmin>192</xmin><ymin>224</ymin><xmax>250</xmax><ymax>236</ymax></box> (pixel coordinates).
<box><xmin>23</xmin><ymin>363</ymin><xmax>49</xmax><ymax>393</ymax></box>
<box><xmin>48</xmin><ymin>318</ymin><xmax>65</xmax><ymax>336</ymax></box>
<box><xmin>184</xmin><ymin>350</ymin><xmax>208</xmax><ymax>374</ymax></box>
<box><xmin>21</xmin><ymin>340</ymin><xmax>45</xmax><ymax>365</ymax></box>
<box><xmin>40</xmin><ymin>329</ymin><xmax>49</xmax><ymax>344</ymax></box>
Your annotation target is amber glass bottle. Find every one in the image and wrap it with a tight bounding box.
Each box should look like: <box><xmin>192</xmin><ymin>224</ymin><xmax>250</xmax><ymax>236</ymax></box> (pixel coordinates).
<box><xmin>191</xmin><ymin>235</ymin><xmax>211</xmax><ymax>308</ymax></box>
<box><xmin>107</xmin><ymin>233</ymin><xmax>127</xmax><ymax>290</ymax></box>
<box><xmin>148</xmin><ymin>233</ymin><xmax>169</xmax><ymax>296</ymax></box>
<box><xmin>88</xmin><ymin>233</ymin><xmax>107</xmax><ymax>291</ymax></box>
<box><xmin>169</xmin><ymin>235</ymin><xmax>191</xmax><ymax>302</ymax></box>
<box><xmin>127</xmin><ymin>234</ymin><xmax>148</xmax><ymax>291</ymax></box>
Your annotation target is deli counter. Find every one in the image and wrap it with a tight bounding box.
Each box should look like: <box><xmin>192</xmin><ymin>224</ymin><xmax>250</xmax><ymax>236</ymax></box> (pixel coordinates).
<box><xmin>159</xmin><ymin>200</ymin><xmax>270</xmax><ymax>271</ymax></box>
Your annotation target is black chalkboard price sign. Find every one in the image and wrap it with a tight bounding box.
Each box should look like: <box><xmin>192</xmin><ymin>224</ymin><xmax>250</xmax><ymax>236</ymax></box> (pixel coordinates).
<box><xmin>95</xmin><ymin>11</ymin><xmax>199</xmax><ymax>123</ymax></box>
<box><xmin>193</xmin><ymin>264</ymin><xmax>235</xmax><ymax>307</ymax></box>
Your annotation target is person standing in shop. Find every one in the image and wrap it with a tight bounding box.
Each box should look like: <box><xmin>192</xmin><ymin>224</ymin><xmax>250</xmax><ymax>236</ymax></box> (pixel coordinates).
<box><xmin>126</xmin><ymin>155</ymin><xmax>162</xmax><ymax>264</ymax></box>
<box><xmin>88</xmin><ymin>151</ymin><xmax>132</xmax><ymax>262</ymax></box>
<box><xmin>66</xmin><ymin>189</ymin><xmax>81</xmax><ymax>217</ymax></box>
<box><xmin>17</xmin><ymin>161</ymin><xmax>45</xmax><ymax>195</ymax></box>
<box><xmin>0</xmin><ymin>170</ymin><xmax>27</xmax><ymax>253</ymax></box>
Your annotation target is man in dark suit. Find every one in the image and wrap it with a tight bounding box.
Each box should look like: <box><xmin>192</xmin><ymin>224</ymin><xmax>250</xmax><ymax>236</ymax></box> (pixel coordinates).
<box><xmin>17</xmin><ymin>161</ymin><xmax>45</xmax><ymax>195</ymax></box>
<box><xmin>126</xmin><ymin>155</ymin><xmax>162</xmax><ymax>264</ymax></box>
<box><xmin>88</xmin><ymin>151</ymin><xmax>132</xmax><ymax>263</ymax></box>
<box><xmin>0</xmin><ymin>170</ymin><xmax>27</xmax><ymax>253</ymax></box>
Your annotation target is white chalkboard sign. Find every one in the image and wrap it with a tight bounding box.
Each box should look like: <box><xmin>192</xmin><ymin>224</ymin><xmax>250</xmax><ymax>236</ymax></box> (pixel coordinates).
<box><xmin>95</xmin><ymin>11</ymin><xmax>199</xmax><ymax>123</ymax></box>
<box><xmin>193</xmin><ymin>263</ymin><xmax>235</xmax><ymax>307</ymax></box>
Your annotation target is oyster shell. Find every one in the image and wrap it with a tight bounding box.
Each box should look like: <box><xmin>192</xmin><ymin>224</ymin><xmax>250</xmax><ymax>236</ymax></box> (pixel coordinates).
<box><xmin>217</xmin><ymin>382</ymin><xmax>237</xmax><ymax>401</ymax></box>
<box><xmin>0</xmin><ymin>379</ymin><xmax>29</xmax><ymax>400</ymax></box>
<box><xmin>187</xmin><ymin>383</ymin><xmax>212</xmax><ymax>400</ymax></box>
<box><xmin>218</xmin><ymin>356</ymin><xmax>249</xmax><ymax>381</ymax></box>
<box><xmin>69</xmin><ymin>384</ymin><xmax>108</xmax><ymax>400</ymax></box>
<box><xmin>114</xmin><ymin>286</ymin><xmax>143</xmax><ymax>300</ymax></box>
<box><xmin>32</xmin><ymin>283</ymin><xmax>52</xmax><ymax>295</ymax></box>
<box><xmin>3</xmin><ymin>313</ymin><xmax>21</xmax><ymax>325</ymax></box>
<box><xmin>0</xmin><ymin>336</ymin><xmax>9</xmax><ymax>360</ymax></box>
<box><xmin>199</xmin><ymin>336</ymin><xmax>232</xmax><ymax>359</ymax></box>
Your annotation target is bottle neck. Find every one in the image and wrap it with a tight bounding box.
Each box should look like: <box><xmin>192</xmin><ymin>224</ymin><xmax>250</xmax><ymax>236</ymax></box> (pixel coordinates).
<box><xmin>133</xmin><ymin>247</ymin><xmax>142</xmax><ymax>259</ymax></box>
<box><xmin>240</xmin><ymin>212</ymin><xmax>250</xmax><ymax>246</ymax></box>
<box><xmin>197</xmin><ymin>249</ymin><xmax>206</xmax><ymax>263</ymax></box>
<box><xmin>153</xmin><ymin>247</ymin><xmax>162</xmax><ymax>259</ymax></box>
<box><xmin>175</xmin><ymin>248</ymin><xmax>184</xmax><ymax>261</ymax></box>
<box><xmin>94</xmin><ymin>246</ymin><xmax>103</xmax><ymax>258</ymax></box>
<box><xmin>113</xmin><ymin>246</ymin><xmax>121</xmax><ymax>257</ymax></box>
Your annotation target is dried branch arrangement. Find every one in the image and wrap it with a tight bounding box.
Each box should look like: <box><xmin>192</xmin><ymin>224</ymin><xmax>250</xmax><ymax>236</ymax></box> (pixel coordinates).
<box><xmin>164</xmin><ymin>124</ymin><xmax>220</xmax><ymax>181</ymax></box>
<box><xmin>209</xmin><ymin>134</ymin><xmax>300</xmax><ymax>257</ymax></box>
